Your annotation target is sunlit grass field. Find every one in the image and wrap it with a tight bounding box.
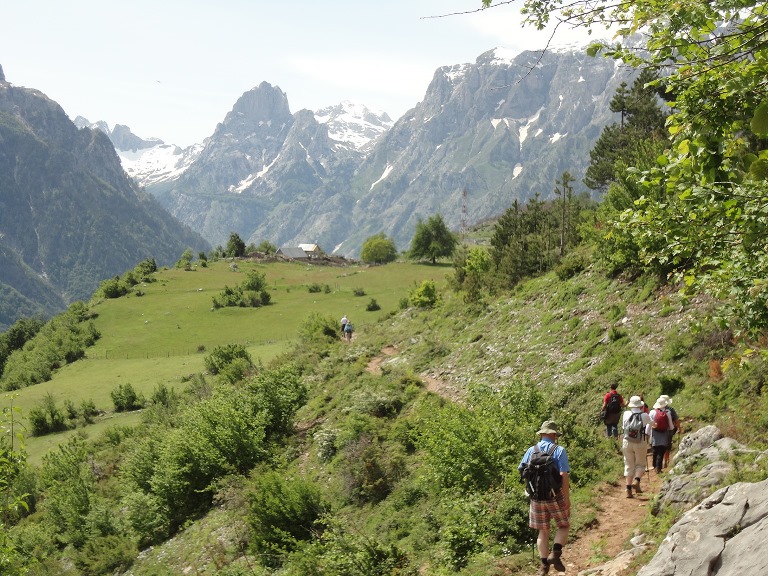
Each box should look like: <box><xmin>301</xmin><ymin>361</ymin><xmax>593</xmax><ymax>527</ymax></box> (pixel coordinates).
<box><xmin>4</xmin><ymin>258</ymin><xmax>446</xmax><ymax>464</ymax></box>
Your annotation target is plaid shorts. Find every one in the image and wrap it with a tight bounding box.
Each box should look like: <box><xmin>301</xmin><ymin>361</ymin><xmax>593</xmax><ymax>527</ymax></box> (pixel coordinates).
<box><xmin>529</xmin><ymin>491</ymin><xmax>570</xmax><ymax>530</ymax></box>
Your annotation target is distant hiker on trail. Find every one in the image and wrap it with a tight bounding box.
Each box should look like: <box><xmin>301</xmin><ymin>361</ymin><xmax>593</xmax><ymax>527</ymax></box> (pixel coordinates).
<box><xmin>340</xmin><ymin>315</ymin><xmax>348</xmax><ymax>336</ymax></box>
<box><xmin>620</xmin><ymin>396</ymin><xmax>652</xmax><ymax>498</ymax></box>
<box><xmin>658</xmin><ymin>394</ymin><xmax>681</xmax><ymax>468</ymax></box>
<box><xmin>601</xmin><ymin>383</ymin><xmax>625</xmax><ymax>438</ymax></box>
<box><xmin>343</xmin><ymin>319</ymin><xmax>353</xmax><ymax>343</ymax></box>
<box><xmin>519</xmin><ymin>420</ymin><xmax>570</xmax><ymax>575</ymax></box>
<box><xmin>648</xmin><ymin>396</ymin><xmax>675</xmax><ymax>473</ymax></box>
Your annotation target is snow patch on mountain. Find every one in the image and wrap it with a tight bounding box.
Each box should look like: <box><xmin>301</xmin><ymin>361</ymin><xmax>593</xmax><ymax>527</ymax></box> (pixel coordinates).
<box><xmin>119</xmin><ymin>143</ymin><xmax>202</xmax><ymax>186</ymax></box>
<box><xmin>314</xmin><ymin>100</ymin><xmax>393</xmax><ymax>151</ymax></box>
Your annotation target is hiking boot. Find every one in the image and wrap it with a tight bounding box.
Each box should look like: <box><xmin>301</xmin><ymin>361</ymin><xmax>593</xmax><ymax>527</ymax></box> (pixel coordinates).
<box><xmin>626</xmin><ymin>486</ymin><xmax>634</xmax><ymax>498</ymax></box>
<box><xmin>633</xmin><ymin>478</ymin><xmax>642</xmax><ymax>494</ymax></box>
<box><xmin>536</xmin><ymin>562</ymin><xmax>550</xmax><ymax>575</ymax></box>
<box><xmin>547</xmin><ymin>550</ymin><xmax>566</xmax><ymax>572</ymax></box>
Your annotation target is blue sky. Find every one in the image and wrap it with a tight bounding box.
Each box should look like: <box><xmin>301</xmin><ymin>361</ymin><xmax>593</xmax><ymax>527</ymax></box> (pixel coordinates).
<box><xmin>1</xmin><ymin>0</ymin><xmax>593</xmax><ymax>147</ymax></box>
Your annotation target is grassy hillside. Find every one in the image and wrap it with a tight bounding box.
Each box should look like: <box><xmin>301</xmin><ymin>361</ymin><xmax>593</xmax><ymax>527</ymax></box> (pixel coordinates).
<box><xmin>9</xmin><ymin>258</ymin><xmax>445</xmax><ymax>465</ymax></box>
<box><xmin>3</xmin><ymin>255</ymin><xmax>766</xmax><ymax>576</ymax></box>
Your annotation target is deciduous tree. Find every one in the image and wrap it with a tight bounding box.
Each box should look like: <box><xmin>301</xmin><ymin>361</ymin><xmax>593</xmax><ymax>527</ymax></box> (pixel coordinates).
<box><xmin>408</xmin><ymin>214</ymin><xmax>458</xmax><ymax>264</ymax></box>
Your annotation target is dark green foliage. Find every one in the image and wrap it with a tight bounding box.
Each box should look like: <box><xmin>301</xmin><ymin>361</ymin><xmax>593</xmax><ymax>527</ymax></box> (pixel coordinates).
<box><xmin>248</xmin><ymin>471</ymin><xmax>326</xmax><ymax>566</ymax></box>
<box><xmin>74</xmin><ymin>534</ymin><xmax>136</xmax><ymax>575</ymax></box>
<box><xmin>282</xmin><ymin>517</ymin><xmax>416</xmax><ymax>576</ymax></box>
<box><xmin>175</xmin><ymin>248</ymin><xmax>194</xmax><ymax>270</ymax></box>
<box><xmin>408</xmin><ymin>214</ymin><xmax>458</xmax><ymax>264</ymax></box>
<box><xmin>203</xmin><ymin>344</ymin><xmax>253</xmax><ymax>376</ymax></box>
<box><xmin>119</xmin><ymin>364</ymin><xmax>307</xmax><ymax>533</ymax></box>
<box><xmin>27</xmin><ymin>393</ymin><xmax>69</xmax><ymax>436</ymax></box>
<box><xmin>0</xmin><ymin>303</ymin><xmax>99</xmax><ymax>391</ymax></box>
<box><xmin>352</xmin><ymin>287</ymin><xmax>366</xmax><ymax>296</ymax></box>
<box><xmin>225</xmin><ymin>232</ymin><xmax>246</xmax><ymax>258</ymax></box>
<box><xmin>366</xmin><ymin>298</ymin><xmax>381</xmax><ymax>311</ymax></box>
<box><xmin>299</xmin><ymin>313</ymin><xmax>340</xmax><ymax>344</ymax></box>
<box><xmin>0</xmin><ymin>315</ymin><xmax>45</xmax><ymax>378</ymax></box>
<box><xmin>212</xmin><ymin>271</ymin><xmax>271</xmax><ymax>308</ymax></box>
<box><xmin>110</xmin><ymin>383</ymin><xmax>144</xmax><ymax>412</ymax></box>
<box><xmin>416</xmin><ymin>383</ymin><xmax>547</xmax><ymax>493</ymax></box>
<box><xmin>361</xmin><ymin>233</ymin><xmax>398</xmax><ymax>264</ymax></box>
<box><xmin>555</xmin><ymin>250</ymin><xmax>588</xmax><ymax>280</ymax></box>
<box><xmin>256</xmin><ymin>240</ymin><xmax>278</xmax><ymax>254</ymax></box>
<box><xmin>584</xmin><ymin>70</ymin><xmax>668</xmax><ymax>192</ymax></box>
<box><xmin>308</xmin><ymin>283</ymin><xmax>324</xmax><ymax>293</ymax></box>
<box><xmin>489</xmin><ymin>191</ymin><xmax>596</xmax><ymax>289</ymax></box>
<box><xmin>39</xmin><ymin>437</ymin><xmax>95</xmax><ymax>548</ymax></box>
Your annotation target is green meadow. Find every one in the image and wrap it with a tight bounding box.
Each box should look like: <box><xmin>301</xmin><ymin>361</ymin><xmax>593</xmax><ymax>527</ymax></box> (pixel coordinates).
<box><xmin>6</xmin><ymin>258</ymin><xmax>446</xmax><ymax>464</ymax></box>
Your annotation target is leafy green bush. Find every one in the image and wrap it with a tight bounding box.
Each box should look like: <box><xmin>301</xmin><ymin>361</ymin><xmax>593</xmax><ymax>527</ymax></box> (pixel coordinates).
<box><xmin>409</xmin><ymin>280</ymin><xmax>439</xmax><ymax>308</ymax></box>
<box><xmin>555</xmin><ymin>251</ymin><xmax>588</xmax><ymax>280</ymax></box>
<box><xmin>110</xmin><ymin>383</ymin><xmax>144</xmax><ymax>412</ymax></box>
<box><xmin>204</xmin><ymin>344</ymin><xmax>253</xmax><ymax>375</ymax></box>
<box><xmin>74</xmin><ymin>534</ymin><xmax>136</xmax><ymax>575</ymax></box>
<box><xmin>1</xmin><ymin>304</ymin><xmax>100</xmax><ymax>391</ymax></box>
<box><xmin>366</xmin><ymin>298</ymin><xmax>381</xmax><ymax>311</ymax></box>
<box><xmin>27</xmin><ymin>393</ymin><xmax>68</xmax><ymax>436</ymax></box>
<box><xmin>248</xmin><ymin>471</ymin><xmax>326</xmax><ymax>566</ymax></box>
<box><xmin>298</xmin><ymin>313</ymin><xmax>339</xmax><ymax>344</ymax></box>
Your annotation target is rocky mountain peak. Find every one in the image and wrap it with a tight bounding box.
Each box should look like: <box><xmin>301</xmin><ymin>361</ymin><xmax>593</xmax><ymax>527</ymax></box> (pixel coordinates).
<box><xmin>0</xmin><ymin>63</ymin><xmax>5</xmax><ymax>83</ymax></box>
<box><xmin>228</xmin><ymin>81</ymin><xmax>292</xmax><ymax>123</ymax></box>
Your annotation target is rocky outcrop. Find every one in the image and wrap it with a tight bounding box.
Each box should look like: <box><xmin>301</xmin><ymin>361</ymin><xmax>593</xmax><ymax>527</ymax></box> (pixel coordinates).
<box><xmin>601</xmin><ymin>425</ymin><xmax>768</xmax><ymax>576</ymax></box>
<box><xmin>637</xmin><ymin>478</ymin><xmax>768</xmax><ymax>576</ymax></box>
<box><xmin>579</xmin><ymin>425</ymin><xmax>768</xmax><ymax>576</ymax></box>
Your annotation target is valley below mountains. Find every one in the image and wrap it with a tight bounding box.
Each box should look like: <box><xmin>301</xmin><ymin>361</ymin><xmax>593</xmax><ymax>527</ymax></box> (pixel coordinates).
<box><xmin>0</xmin><ymin>41</ymin><xmax>630</xmax><ymax>328</ymax></box>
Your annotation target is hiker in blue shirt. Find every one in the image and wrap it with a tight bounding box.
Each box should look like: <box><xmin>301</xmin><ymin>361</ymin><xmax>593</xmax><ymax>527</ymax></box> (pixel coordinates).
<box><xmin>518</xmin><ymin>420</ymin><xmax>570</xmax><ymax>575</ymax></box>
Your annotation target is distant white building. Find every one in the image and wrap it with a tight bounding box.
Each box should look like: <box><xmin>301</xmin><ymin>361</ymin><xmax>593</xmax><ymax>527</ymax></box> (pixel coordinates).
<box><xmin>297</xmin><ymin>243</ymin><xmax>323</xmax><ymax>257</ymax></box>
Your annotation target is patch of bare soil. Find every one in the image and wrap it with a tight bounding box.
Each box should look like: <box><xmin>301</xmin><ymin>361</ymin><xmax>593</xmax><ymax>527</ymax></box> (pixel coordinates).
<box><xmin>563</xmin><ymin>449</ymin><xmax>664</xmax><ymax>575</ymax></box>
<box><xmin>366</xmin><ymin>346</ymin><xmax>397</xmax><ymax>375</ymax></box>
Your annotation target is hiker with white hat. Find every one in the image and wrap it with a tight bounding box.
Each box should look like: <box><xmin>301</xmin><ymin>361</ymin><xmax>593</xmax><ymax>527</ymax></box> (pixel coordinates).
<box><xmin>648</xmin><ymin>396</ymin><xmax>675</xmax><ymax>473</ymax></box>
<box><xmin>620</xmin><ymin>396</ymin><xmax>652</xmax><ymax>498</ymax></box>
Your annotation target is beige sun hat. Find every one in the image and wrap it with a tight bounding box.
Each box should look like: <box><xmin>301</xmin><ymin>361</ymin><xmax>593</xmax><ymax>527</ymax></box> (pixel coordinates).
<box><xmin>628</xmin><ymin>395</ymin><xmax>644</xmax><ymax>408</ymax></box>
<box><xmin>653</xmin><ymin>396</ymin><xmax>669</xmax><ymax>409</ymax></box>
<box><xmin>536</xmin><ymin>420</ymin><xmax>561</xmax><ymax>436</ymax></box>
<box><xmin>659</xmin><ymin>394</ymin><xmax>673</xmax><ymax>405</ymax></box>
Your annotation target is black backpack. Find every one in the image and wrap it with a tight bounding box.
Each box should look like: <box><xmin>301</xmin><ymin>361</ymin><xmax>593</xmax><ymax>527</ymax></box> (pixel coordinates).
<box><xmin>603</xmin><ymin>393</ymin><xmax>622</xmax><ymax>425</ymax></box>
<box><xmin>521</xmin><ymin>443</ymin><xmax>562</xmax><ymax>501</ymax></box>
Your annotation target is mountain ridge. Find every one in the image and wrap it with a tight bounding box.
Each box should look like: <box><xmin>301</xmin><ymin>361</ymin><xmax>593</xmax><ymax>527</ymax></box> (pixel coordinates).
<box><xmin>133</xmin><ymin>44</ymin><xmax>633</xmax><ymax>255</ymax></box>
<box><xmin>0</xmin><ymin>71</ymin><xmax>210</xmax><ymax>330</ymax></box>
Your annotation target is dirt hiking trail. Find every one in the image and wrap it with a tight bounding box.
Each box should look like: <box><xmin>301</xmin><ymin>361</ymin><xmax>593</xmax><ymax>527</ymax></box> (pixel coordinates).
<box><xmin>365</xmin><ymin>347</ymin><xmax>664</xmax><ymax>576</ymax></box>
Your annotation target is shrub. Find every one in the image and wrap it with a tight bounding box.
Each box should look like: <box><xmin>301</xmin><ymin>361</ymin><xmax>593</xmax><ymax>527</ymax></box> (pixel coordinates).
<box><xmin>28</xmin><ymin>393</ymin><xmax>68</xmax><ymax>436</ymax></box>
<box><xmin>308</xmin><ymin>283</ymin><xmax>323</xmax><ymax>293</ymax></box>
<box><xmin>248</xmin><ymin>471</ymin><xmax>326</xmax><ymax>566</ymax></box>
<box><xmin>75</xmin><ymin>534</ymin><xmax>136</xmax><ymax>574</ymax></box>
<box><xmin>298</xmin><ymin>313</ymin><xmax>339</xmax><ymax>344</ymax></box>
<box><xmin>204</xmin><ymin>344</ymin><xmax>253</xmax><ymax>375</ymax></box>
<box><xmin>353</xmin><ymin>287</ymin><xmax>366</xmax><ymax>296</ymax></box>
<box><xmin>111</xmin><ymin>383</ymin><xmax>144</xmax><ymax>412</ymax></box>
<box><xmin>366</xmin><ymin>298</ymin><xmax>381</xmax><ymax>311</ymax></box>
<box><xmin>555</xmin><ymin>251</ymin><xmax>588</xmax><ymax>280</ymax></box>
<box><xmin>409</xmin><ymin>280</ymin><xmax>439</xmax><ymax>308</ymax></box>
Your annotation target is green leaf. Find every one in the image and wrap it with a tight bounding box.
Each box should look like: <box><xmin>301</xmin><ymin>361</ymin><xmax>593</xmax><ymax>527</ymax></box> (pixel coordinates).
<box><xmin>751</xmin><ymin>101</ymin><xmax>768</xmax><ymax>136</ymax></box>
